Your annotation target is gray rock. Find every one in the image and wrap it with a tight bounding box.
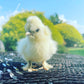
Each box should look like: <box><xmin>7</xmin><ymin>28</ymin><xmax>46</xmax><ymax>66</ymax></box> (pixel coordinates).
<box><xmin>0</xmin><ymin>40</ymin><xmax>5</xmax><ymax>52</ymax></box>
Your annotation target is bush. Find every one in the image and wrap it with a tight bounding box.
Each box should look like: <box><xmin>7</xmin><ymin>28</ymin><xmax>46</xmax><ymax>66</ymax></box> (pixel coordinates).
<box><xmin>57</xmin><ymin>45</ymin><xmax>68</xmax><ymax>54</ymax></box>
<box><xmin>77</xmin><ymin>40</ymin><xmax>84</xmax><ymax>48</ymax></box>
<box><xmin>0</xmin><ymin>11</ymin><xmax>64</xmax><ymax>51</ymax></box>
<box><xmin>1</xmin><ymin>32</ymin><xmax>18</xmax><ymax>51</ymax></box>
<box><xmin>55</xmin><ymin>23</ymin><xmax>83</xmax><ymax>47</ymax></box>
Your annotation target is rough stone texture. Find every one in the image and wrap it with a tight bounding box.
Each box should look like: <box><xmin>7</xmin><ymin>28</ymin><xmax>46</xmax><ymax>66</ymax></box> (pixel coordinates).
<box><xmin>0</xmin><ymin>52</ymin><xmax>84</xmax><ymax>84</ymax></box>
<box><xmin>0</xmin><ymin>40</ymin><xmax>5</xmax><ymax>52</ymax></box>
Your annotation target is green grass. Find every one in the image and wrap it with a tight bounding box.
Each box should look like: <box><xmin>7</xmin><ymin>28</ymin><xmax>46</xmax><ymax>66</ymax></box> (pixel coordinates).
<box><xmin>68</xmin><ymin>48</ymin><xmax>84</xmax><ymax>56</ymax></box>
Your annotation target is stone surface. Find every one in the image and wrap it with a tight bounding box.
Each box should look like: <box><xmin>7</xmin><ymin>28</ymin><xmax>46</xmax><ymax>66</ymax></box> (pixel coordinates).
<box><xmin>0</xmin><ymin>52</ymin><xmax>84</xmax><ymax>84</ymax></box>
<box><xmin>0</xmin><ymin>40</ymin><xmax>5</xmax><ymax>52</ymax></box>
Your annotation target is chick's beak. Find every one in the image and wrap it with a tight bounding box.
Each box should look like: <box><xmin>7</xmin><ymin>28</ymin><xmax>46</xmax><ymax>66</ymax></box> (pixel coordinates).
<box><xmin>26</xmin><ymin>32</ymin><xmax>31</xmax><ymax>36</ymax></box>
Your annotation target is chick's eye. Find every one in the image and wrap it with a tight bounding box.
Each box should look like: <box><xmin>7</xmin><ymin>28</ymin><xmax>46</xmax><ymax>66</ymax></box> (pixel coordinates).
<box><xmin>36</xmin><ymin>29</ymin><xmax>40</xmax><ymax>32</ymax></box>
<box><xmin>28</xmin><ymin>29</ymin><xmax>31</xmax><ymax>32</ymax></box>
<box><xmin>28</xmin><ymin>30</ymin><xmax>31</xmax><ymax>32</ymax></box>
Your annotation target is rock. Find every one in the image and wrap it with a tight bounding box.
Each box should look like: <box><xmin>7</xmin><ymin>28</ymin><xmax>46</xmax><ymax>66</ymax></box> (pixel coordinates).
<box><xmin>0</xmin><ymin>52</ymin><xmax>84</xmax><ymax>83</ymax></box>
<box><xmin>0</xmin><ymin>40</ymin><xmax>5</xmax><ymax>52</ymax></box>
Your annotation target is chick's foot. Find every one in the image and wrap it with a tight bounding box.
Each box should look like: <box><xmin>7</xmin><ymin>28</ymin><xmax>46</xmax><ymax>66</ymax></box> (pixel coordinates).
<box><xmin>42</xmin><ymin>61</ymin><xmax>53</xmax><ymax>70</ymax></box>
<box><xmin>22</xmin><ymin>63</ymin><xmax>29</xmax><ymax>71</ymax></box>
<box><xmin>22</xmin><ymin>61</ymin><xmax>38</xmax><ymax>72</ymax></box>
<box><xmin>28</xmin><ymin>68</ymin><xmax>38</xmax><ymax>72</ymax></box>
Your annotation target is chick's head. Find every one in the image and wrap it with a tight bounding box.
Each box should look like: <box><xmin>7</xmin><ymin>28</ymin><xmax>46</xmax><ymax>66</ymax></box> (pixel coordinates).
<box><xmin>25</xmin><ymin>16</ymin><xmax>51</xmax><ymax>41</ymax></box>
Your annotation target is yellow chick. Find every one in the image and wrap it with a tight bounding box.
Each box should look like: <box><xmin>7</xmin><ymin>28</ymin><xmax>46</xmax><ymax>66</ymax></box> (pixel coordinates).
<box><xmin>17</xmin><ymin>16</ymin><xmax>57</xmax><ymax>72</ymax></box>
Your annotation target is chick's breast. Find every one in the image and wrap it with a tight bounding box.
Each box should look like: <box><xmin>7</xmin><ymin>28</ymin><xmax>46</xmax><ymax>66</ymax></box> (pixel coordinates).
<box><xmin>23</xmin><ymin>41</ymin><xmax>50</xmax><ymax>62</ymax></box>
<box><xmin>17</xmin><ymin>37</ymin><xmax>57</xmax><ymax>63</ymax></box>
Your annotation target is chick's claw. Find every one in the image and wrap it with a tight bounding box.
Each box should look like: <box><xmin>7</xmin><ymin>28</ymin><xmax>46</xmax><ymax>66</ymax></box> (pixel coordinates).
<box><xmin>43</xmin><ymin>61</ymin><xmax>53</xmax><ymax>71</ymax></box>
<box><xmin>22</xmin><ymin>62</ymin><xmax>38</xmax><ymax>72</ymax></box>
<box><xmin>22</xmin><ymin>64</ymin><xmax>29</xmax><ymax>71</ymax></box>
<box><xmin>43</xmin><ymin>65</ymin><xmax>53</xmax><ymax>71</ymax></box>
<box><xmin>28</xmin><ymin>68</ymin><xmax>38</xmax><ymax>72</ymax></box>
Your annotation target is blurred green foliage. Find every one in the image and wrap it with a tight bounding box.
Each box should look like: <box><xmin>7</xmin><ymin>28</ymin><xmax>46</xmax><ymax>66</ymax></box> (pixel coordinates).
<box><xmin>0</xmin><ymin>11</ymin><xmax>83</xmax><ymax>53</ymax></box>
<box><xmin>77</xmin><ymin>40</ymin><xmax>84</xmax><ymax>48</ymax></box>
<box><xmin>49</xmin><ymin>13</ymin><xmax>63</xmax><ymax>25</ymax></box>
<box><xmin>55</xmin><ymin>23</ymin><xmax>83</xmax><ymax>47</ymax></box>
<box><xmin>57</xmin><ymin>44</ymin><xmax>68</xmax><ymax>54</ymax></box>
<box><xmin>0</xmin><ymin>11</ymin><xmax>64</xmax><ymax>51</ymax></box>
<box><xmin>82</xmin><ymin>34</ymin><xmax>84</xmax><ymax>40</ymax></box>
<box><xmin>68</xmin><ymin>48</ymin><xmax>84</xmax><ymax>56</ymax></box>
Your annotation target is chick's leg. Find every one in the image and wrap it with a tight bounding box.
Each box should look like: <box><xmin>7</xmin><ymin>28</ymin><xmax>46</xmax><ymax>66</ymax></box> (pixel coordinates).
<box><xmin>27</xmin><ymin>61</ymin><xmax>33</xmax><ymax>72</ymax></box>
<box><xmin>22</xmin><ymin>61</ymin><xmax>38</xmax><ymax>72</ymax></box>
<box><xmin>28</xmin><ymin>61</ymin><xmax>38</xmax><ymax>72</ymax></box>
<box><xmin>42</xmin><ymin>61</ymin><xmax>53</xmax><ymax>70</ymax></box>
<box><xmin>22</xmin><ymin>61</ymin><xmax>31</xmax><ymax>71</ymax></box>
<box><xmin>22</xmin><ymin>63</ymin><xmax>29</xmax><ymax>71</ymax></box>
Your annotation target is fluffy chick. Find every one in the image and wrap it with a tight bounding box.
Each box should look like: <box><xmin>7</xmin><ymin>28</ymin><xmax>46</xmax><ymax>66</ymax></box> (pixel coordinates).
<box><xmin>17</xmin><ymin>16</ymin><xmax>57</xmax><ymax>72</ymax></box>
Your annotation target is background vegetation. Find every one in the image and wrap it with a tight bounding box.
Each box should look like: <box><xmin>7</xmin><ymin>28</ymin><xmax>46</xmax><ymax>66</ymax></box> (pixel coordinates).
<box><xmin>55</xmin><ymin>23</ymin><xmax>83</xmax><ymax>47</ymax></box>
<box><xmin>49</xmin><ymin>13</ymin><xmax>63</xmax><ymax>25</ymax></box>
<box><xmin>0</xmin><ymin>11</ymin><xmax>64</xmax><ymax>51</ymax></box>
<box><xmin>68</xmin><ymin>48</ymin><xmax>84</xmax><ymax>56</ymax></box>
<box><xmin>0</xmin><ymin>11</ymin><xmax>84</xmax><ymax>55</ymax></box>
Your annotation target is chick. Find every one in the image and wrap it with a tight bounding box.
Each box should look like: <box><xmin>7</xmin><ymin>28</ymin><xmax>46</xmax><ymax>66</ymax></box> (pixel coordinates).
<box><xmin>17</xmin><ymin>16</ymin><xmax>57</xmax><ymax>72</ymax></box>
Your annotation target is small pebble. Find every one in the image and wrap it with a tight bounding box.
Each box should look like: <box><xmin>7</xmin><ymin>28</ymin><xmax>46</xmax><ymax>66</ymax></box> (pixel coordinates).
<box><xmin>0</xmin><ymin>70</ymin><xmax>3</xmax><ymax>79</ymax></box>
<box><xmin>2</xmin><ymin>63</ymin><xmax>6</xmax><ymax>67</ymax></box>
<box><xmin>13</xmin><ymin>66</ymin><xmax>19</xmax><ymax>70</ymax></box>
<box><xmin>21</xmin><ymin>63</ymin><xmax>25</xmax><ymax>66</ymax></box>
<box><xmin>16</xmin><ymin>71</ymin><xmax>23</xmax><ymax>75</ymax></box>
<box><xmin>5</xmin><ymin>58</ymin><xmax>13</xmax><ymax>61</ymax></box>
<box><xmin>0</xmin><ymin>59</ymin><xmax>3</xmax><ymax>62</ymax></box>
<box><xmin>7</xmin><ymin>69</ymin><xmax>18</xmax><ymax>80</ymax></box>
